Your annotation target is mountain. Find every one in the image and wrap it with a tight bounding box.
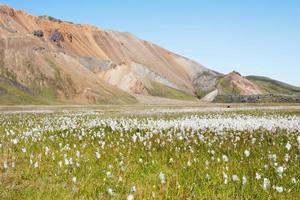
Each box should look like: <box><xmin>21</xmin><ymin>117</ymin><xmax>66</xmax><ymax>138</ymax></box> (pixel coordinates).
<box><xmin>0</xmin><ymin>5</ymin><xmax>299</xmax><ymax>104</ymax></box>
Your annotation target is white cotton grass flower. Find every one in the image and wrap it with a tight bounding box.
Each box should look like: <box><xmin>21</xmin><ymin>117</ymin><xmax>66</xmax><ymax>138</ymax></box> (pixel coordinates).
<box><xmin>12</xmin><ymin>138</ymin><xmax>18</xmax><ymax>144</ymax></box>
<box><xmin>274</xmin><ymin>186</ymin><xmax>284</xmax><ymax>193</ymax></box>
<box><xmin>64</xmin><ymin>158</ymin><xmax>69</xmax><ymax>165</ymax></box>
<box><xmin>131</xmin><ymin>186</ymin><xmax>137</xmax><ymax>193</ymax></box>
<box><xmin>276</xmin><ymin>166</ymin><xmax>285</xmax><ymax>175</ymax></box>
<box><xmin>262</xmin><ymin>178</ymin><xmax>270</xmax><ymax>190</ymax></box>
<box><xmin>255</xmin><ymin>172</ymin><xmax>261</xmax><ymax>180</ymax></box>
<box><xmin>291</xmin><ymin>177</ymin><xmax>297</xmax><ymax>184</ymax></box>
<box><xmin>107</xmin><ymin>188</ymin><xmax>115</xmax><ymax>196</ymax></box>
<box><xmin>222</xmin><ymin>155</ymin><xmax>229</xmax><ymax>162</ymax></box>
<box><xmin>45</xmin><ymin>146</ymin><xmax>49</xmax><ymax>155</ymax></box>
<box><xmin>72</xmin><ymin>176</ymin><xmax>77</xmax><ymax>183</ymax></box>
<box><xmin>21</xmin><ymin>147</ymin><xmax>27</xmax><ymax>153</ymax></box>
<box><xmin>76</xmin><ymin>150</ymin><xmax>80</xmax><ymax>158</ymax></box>
<box><xmin>187</xmin><ymin>160</ymin><xmax>192</xmax><ymax>167</ymax></box>
<box><xmin>242</xmin><ymin>176</ymin><xmax>247</xmax><ymax>185</ymax></box>
<box><xmin>3</xmin><ymin>160</ymin><xmax>8</xmax><ymax>169</ymax></box>
<box><xmin>268</xmin><ymin>154</ymin><xmax>277</xmax><ymax>161</ymax></box>
<box><xmin>132</xmin><ymin>135</ymin><xmax>137</xmax><ymax>143</ymax></box>
<box><xmin>127</xmin><ymin>194</ymin><xmax>134</xmax><ymax>200</ymax></box>
<box><xmin>106</xmin><ymin>171</ymin><xmax>112</xmax><ymax>178</ymax></box>
<box><xmin>159</xmin><ymin>172</ymin><xmax>166</xmax><ymax>184</ymax></box>
<box><xmin>205</xmin><ymin>173</ymin><xmax>211</xmax><ymax>180</ymax></box>
<box><xmin>285</xmin><ymin>142</ymin><xmax>292</xmax><ymax>151</ymax></box>
<box><xmin>34</xmin><ymin>162</ymin><xmax>39</xmax><ymax>168</ymax></box>
<box><xmin>244</xmin><ymin>150</ymin><xmax>250</xmax><ymax>157</ymax></box>
<box><xmin>284</xmin><ymin>154</ymin><xmax>290</xmax><ymax>162</ymax></box>
<box><xmin>232</xmin><ymin>174</ymin><xmax>239</xmax><ymax>182</ymax></box>
<box><xmin>95</xmin><ymin>152</ymin><xmax>101</xmax><ymax>159</ymax></box>
<box><xmin>205</xmin><ymin>160</ymin><xmax>209</xmax><ymax>169</ymax></box>
<box><xmin>118</xmin><ymin>176</ymin><xmax>123</xmax><ymax>182</ymax></box>
<box><xmin>11</xmin><ymin>161</ymin><xmax>15</xmax><ymax>168</ymax></box>
<box><xmin>223</xmin><ymin>172</ymin><xmax>228</xmax><ymax>184</ymax></box>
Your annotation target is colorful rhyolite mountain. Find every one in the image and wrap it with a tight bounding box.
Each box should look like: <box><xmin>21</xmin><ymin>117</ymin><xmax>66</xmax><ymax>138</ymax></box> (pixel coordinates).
<box><xmin>0</xmin><ymin>5</ymin><xmax>299</xmax><ymax>104</ymax></box>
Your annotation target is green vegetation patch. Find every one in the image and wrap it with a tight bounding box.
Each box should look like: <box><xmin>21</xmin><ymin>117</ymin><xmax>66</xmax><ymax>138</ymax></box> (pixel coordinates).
<box><xmin>0</xmin><ymin>79</ymin><xmax>47</xmax><ymax>105</ymax></box>
<box><xmin>247</xmin><ymin>76</ymin><xmax>300</xmax><ymax>95</ymax></box>
<box><xmin>147</xmin><ymin>81</ymin><xmax>196</xmax><ymax>100</ymax></box>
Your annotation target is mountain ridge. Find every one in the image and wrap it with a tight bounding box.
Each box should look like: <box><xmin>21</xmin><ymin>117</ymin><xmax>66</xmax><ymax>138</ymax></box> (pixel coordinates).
<box><xmin>0</xmin><ymin>4</ymin><xmax>299</xmax><ymax>104</ymax></box>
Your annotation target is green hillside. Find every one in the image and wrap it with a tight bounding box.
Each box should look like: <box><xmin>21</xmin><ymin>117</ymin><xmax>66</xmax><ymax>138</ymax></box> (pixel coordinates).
<box><xmin>0</xmin><ymin>78</ymin><xmax>52</xmax><ymax>105</ymax></box>
<box><xmin>147</xmin><ymin>81</ymin><xmax>196</xmax><ymax>101</ymax></box>
<box><xmin>246</xmin><ymin>76</ymin><xmax>300</xmax><ymax>95</ymax></box>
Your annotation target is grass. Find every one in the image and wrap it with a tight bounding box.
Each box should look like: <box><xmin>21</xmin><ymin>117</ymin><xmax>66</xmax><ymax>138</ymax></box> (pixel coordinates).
<box><xmin>0</xmin><ymin>110</ymin><xmax>299</xmax><ymax>199</ymax></box>
<box><xmin>147</xmin><ymin>81</ymin><xmax>196</xmax><ymax>100</ymax></box>
<box><xmin>0</xmin><ymin>80</ymin><xmax>47</xmax><ymax>105</ymax></box>
<box><xmin>0</xmin><ymin>77</ymin><xmax>66</xmax><ymax>105</ymax></box>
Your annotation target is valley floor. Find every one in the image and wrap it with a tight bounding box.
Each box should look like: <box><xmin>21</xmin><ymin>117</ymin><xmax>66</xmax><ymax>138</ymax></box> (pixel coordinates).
<box><xmin>0</xmin><ymin>103</ymin><xmax>300</xmax><ymax>114</ymax></box>
<box><xmin>0</xmin><ymin>104</ymin><xmax>300</xmax><ymax>199</ymax></box>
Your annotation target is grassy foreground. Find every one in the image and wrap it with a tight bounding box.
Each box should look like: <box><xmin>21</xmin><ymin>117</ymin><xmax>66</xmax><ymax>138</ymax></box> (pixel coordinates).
<box><xmin>0</xmin><ymin>110</ymin><xmax>300</xmax><ymax>199</ymax></box>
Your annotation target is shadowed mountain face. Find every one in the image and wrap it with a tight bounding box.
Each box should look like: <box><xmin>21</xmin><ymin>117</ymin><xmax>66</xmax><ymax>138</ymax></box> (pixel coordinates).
<box><xmin>0</xmin><ymin>5</ymin><xmax>299</xmax><ymax>104</ymax></box>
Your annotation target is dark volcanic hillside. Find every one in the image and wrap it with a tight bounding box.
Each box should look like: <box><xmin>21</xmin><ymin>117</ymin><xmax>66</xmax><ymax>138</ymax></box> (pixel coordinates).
<box><xmin>0</xmin><ymin>5</ymin><xmax>299</xmax><ymax>104</ymax></box>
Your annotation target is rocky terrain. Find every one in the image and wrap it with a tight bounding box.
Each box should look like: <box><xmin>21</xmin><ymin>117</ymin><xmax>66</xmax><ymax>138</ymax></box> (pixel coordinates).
<box><xmin>0</xmin><ymin>5</ymin><xmax>299</xmax><ymax>104</ymax></box>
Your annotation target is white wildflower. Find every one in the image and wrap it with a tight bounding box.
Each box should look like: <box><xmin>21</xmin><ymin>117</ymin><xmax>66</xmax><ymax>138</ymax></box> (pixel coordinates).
<box><xmin>187</xmin><ymin>160</ymin><xmax>192</xmax><ymax>167</ymax></box>
<box><xmin>262</xmin><ymin>178</ymin><xmax>270</xmax><ymax>190</ymax></box>
<box><xmin>242</xmin><ymin>176</ymin><xmax>247</xmax><ymax>185</ymax></box>
<box><xmin>76</xmin><ymin>150</ymin><xmax>80</xmax><ymax>158</ymax></box>
<box><xmin>107</xmin><ymin>188</ymin><xmax>114</xmax><ymax>196</ymax></box>
<box><xmin>64</xmin><ymin>158</ymin><xmax>69</xmax><ymax>165</ymax></box>
<box><xmin>72</xmin><ymin>176</ymin><xmax>77</xmax><ymax>183</ymax></box>
<box><xmin>275</xmin><ymin>186</ymin><xmax>284</xmax><ymax>193</ymax></box>
<box><xmin>222</xmin><ymin>155</ymin><xmax>229</xmax><ymax>162</ymax></box>
<box><xmin>159</xmin><ymin>172</ymin><xmax>166</xmax><ymax>184</ymax></box>
<box><xmin>244</xmin><ymin>150</ymin><xmax>250</xmax><ymax>157</ymax></box>
<box><xmin>96</xmin><ymin>152</ymin><xmax>101</xmax><ymax>159</ymax></box>
<box><xmin>106</xmin><ymin>171</ymin><xmax>112</xmax><ymax>178</ymax></box>
<box><xmin>131</xmin><ymin>186</ymin><xmax>137</xmax><ymax>193</ymax></box>
<box><xmin>12</xmin><ymin>138</ymin><xmax>18</xmax><ymax>144</ymax></box>
<box><xmin>21</xmin><ymin>147</ymin><xmax>27</xmax><ymax>153</ymax></box>
<box><xmin>232</xmin><ymin>174</ymin><xmax>239</xmax><ymax>182</ymax></box>
<box><xmin>255</xmin><ymin>172</ymin><xmax>261</xmax><ymax>180</ymax></box>
<box><xmin>11</xmin><ymin>161</ymin><xmax>15</xmax><ymax>168</ymax></box>
<box><xmin>3</xmin><ymin>160</ymin><xmax>8</xmax><ymax>169</ymax></box>
<box><xmin>223</xmin><ymin>172</ymin><xmax>228</xmax><ymax>184</ymax></box>
<box><xmin>276</xmin><ymin>166</ymin><xmax>285</xmax><ymax>175</ymax></box>
<box><xmin>285</xmin><ymin>142</ymin><xmax>292</xmax><ymax>151</ymax></box>
<box><xmin>127</xmin><ymin>194</ymin><xmax>134</xmax><ymax>200</ymax></box>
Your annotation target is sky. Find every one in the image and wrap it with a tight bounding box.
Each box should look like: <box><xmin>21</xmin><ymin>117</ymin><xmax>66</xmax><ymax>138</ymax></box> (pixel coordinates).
<box><xmin>2</xmin><ymin>0</ymin><xmax>300</xmax><ymax>86</ymax></box>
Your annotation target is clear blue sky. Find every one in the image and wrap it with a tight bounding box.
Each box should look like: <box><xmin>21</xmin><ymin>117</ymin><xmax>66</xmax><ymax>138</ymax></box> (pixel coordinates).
<box><xmin>2</xmin><ymin>0</ymin><xmax>300</xmax><ymax>86</ymax></box>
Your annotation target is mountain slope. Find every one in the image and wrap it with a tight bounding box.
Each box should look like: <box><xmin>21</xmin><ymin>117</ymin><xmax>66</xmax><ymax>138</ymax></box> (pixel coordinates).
<box><xmin>0</xmin><ymin>5</ymin><xmax>213</xmax><ymax>103</ymax></box>
<box><xmin>246</xmin><ymin>76</ymin><xmax>300</xmax><ymax>95</ymax></box>
<box><xmin>0</xmin><ymin>5</ymin><xmax>299</xmax><ymax>104</ymax></box>
<box><xmin>0</xmin><ymin>76</ymin><xmax>53</xmax><ymax>105</ymax></box>
<box><xmin>217</xmin><ymin>72</ymin><xmax>263</xmax><ymax>95</ymax></box>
